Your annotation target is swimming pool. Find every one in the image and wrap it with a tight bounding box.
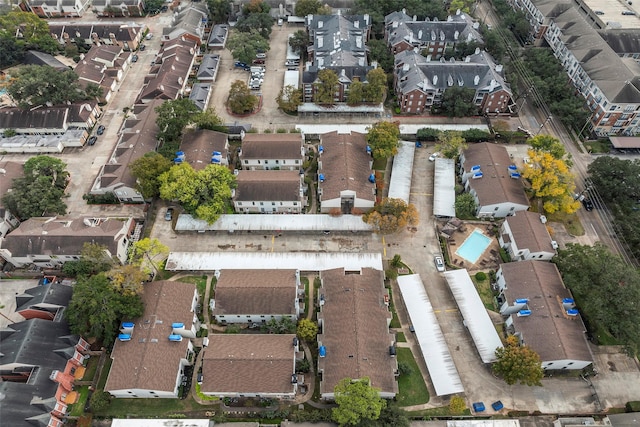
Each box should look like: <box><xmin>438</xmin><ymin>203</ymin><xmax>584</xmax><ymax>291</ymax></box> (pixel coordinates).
<box><xmin>456</xmin><ymin>228</ymin><xmax>492</xmax><ymax>264</ymax></box>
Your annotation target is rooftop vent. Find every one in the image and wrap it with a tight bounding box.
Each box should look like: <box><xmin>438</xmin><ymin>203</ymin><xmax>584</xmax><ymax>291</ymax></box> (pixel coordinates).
<box><xmin>517</xmin><ymin>309</ymin><xmax>532</xmax><ymax>317</ymax></box>
<box><xmin>168</xmin><ymin>334</ymin><xmax>183</xmax><ymax>342</ymax></box>
<box><xmin>118</xmin><ymin>333</ymin><xmax>132</xmax><ymax>342</ymax></box>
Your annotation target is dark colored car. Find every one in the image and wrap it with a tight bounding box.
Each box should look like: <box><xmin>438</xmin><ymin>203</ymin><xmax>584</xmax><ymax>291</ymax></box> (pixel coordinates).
<box><xmin>253</xmin><ymin>59</ymin><xmax>265</xmax><ymax>64</ymax></box>
<box><xmin>165</xmin><ymin>207</ymin><xmax>174</xmax><ymax>221</ymax></box>
<box><xmin>97</xmin><ymin>125</ymin><xmax>105</xmax><ymax>135</ymax></box>
<box><xmin>87</xmin><ymin>136</ymin><xmax>97</xmax><ymax>146</ymax></box>
<box><xmin>139</xmin><ymin>44</ymin><xmax>146</xmax><ymax>51</ymax></box>
<box><xmin>131</xmin><ymin>54</ymin><xmax>138</xmax><ymax>62</ymax></box>
<box><xmin>582</xmin><ymin>198</ymin><xmax>594</xmax><ymax>211</ymax></box>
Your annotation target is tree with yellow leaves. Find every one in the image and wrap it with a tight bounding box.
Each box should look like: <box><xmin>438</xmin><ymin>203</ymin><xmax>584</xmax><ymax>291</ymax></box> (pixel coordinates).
<box><xmin>521</xmin><ymin>149</ymin><xmax>580</xmax><ymax>214</ymax></box>
<box><xmin>363</xmin><ymin>198</ymin><xmax>419</xmax><ymax>234</ymax></box>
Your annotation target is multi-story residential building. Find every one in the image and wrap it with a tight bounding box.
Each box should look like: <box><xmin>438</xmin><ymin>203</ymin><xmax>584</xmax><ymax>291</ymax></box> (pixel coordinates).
<box><xmin>384</xmin><ymin>9</ymin><xmax>483</xmax><ymax>57</ymax></box>
<box><xmin>92</xmin><ymin>0</ymin><xmax>145</xmax><ymax>17</ymax></box>
<box><xmin>105</xmin><ymin>281</ymin><xmax>199</xmax><ymax>398</ymax></box>
<box><xmin>233</xmin><ymin>171</ymin><xmax>306</xmax><ymax>214</ymax></box>
<box><xmin>239</xmin><ymin>134</ymin><xmax>304</xmax><ymax>171</ymax></box>
<box><xmin>0</xmin><ymin>216</ymin><xmax>135</xmax><ymax>267</ymax></box>
<box><xmin>512</xmin><ymin>0</ymin><xmax>640</xmax><ymax>136</ymax></box>
<box><xmin>74</xmin><ymin>45</ymin><xmax>132</xmax><ymax>103</ymax></box>
<box><xmin>459</xmin><ymin>143</ymin><xmax>529</xmax><ymax>218</ymax></box>
<box><xmin>394</xmin><ymin>49</ymin><xmax>513</xmax><ymax>115</ymax></box>
<box><xmin>21</xmin><ymin>0</ymin><xmax>91</xmax><ymax>17</ymax></box>
<box><xmin>48</xmin><ymin>22</ymin><xmax>145</xmax><ymax>51</ymax></box>
<box><xmin>499</xmin><ymin>211</ymin><xmax>557</xmax><ymax>261</ymax></box>
<box><xmin>162</xmin><ymin>4</ymin><xmax>208</xmax><ymax>44</ymax></box>
<box><xmin>179</xmin><ymin>129</ymin><xmax>229</xmax><ymax>169</ymax></box>
<box><xmin>317</xmin><ymin>131</ymin><xmax>375</xmax><ymax>214</ymax></box>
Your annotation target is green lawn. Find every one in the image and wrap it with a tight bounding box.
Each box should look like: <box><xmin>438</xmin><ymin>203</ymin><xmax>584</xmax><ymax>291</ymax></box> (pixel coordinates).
<box><xmin>372</xmin><ymin>157</ymin><xmax>387</xmax><ymax>170</ymax></box>
<box><xmin>94</xmin><ymin>395</ymin><xmax>206</xmax><ymax>418</ymax></box>
<box><xmin>179</xmin><ymin>275</ymin><xmax>208</xmax><ymax>297</ymax></box>
<box><xmin>546</xmin><ymin>211</ymin><xmax>585</xmax><ymax>236</ymax></box>
<box><xmin>96</xmin><ymin>357</ymin><xmax>112</xmax><ymax>390</ymax></box>
<box><xmin>69</xmin><ymin>386</ymin><xmax>90</xmax><ymax>416</ymax></box>
<box><xmin>396</xmin><ymin>332</ymin><xmax>406</xmax><ymax>343</ymax></box>
<box><xmin>81</xmin><ymin>356</ymin><xmax>99</xmax><ymax>381</ymax></box>
<box><xmin>471</xmin><ymin>275</ymin><xmax>495</xmax><ymax>311</ymax></box>
<box><xmin>396</xmin><ymin>347</ymin><xmax>429</xmax><ymax>406</ymax></box>
<box><xmin>408</xmin><ymin>406</ymin><xmax>471</xmax><ymax>417</ymax></box>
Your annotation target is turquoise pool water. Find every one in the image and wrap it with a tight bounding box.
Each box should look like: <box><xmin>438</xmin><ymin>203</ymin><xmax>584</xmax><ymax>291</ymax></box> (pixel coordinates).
<box><xmin>456</xmin><ymin>229</ymin><xmax>492</xmax><ymax>264</ymax></box>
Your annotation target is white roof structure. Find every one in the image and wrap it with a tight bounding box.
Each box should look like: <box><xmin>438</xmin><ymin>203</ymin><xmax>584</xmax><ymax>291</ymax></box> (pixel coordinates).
<box><xmin>111</xmin><ymin>420</ymin><xmax>211</xmax><ymax>427</ymax></box>
<box><xmin>175</xmin><ymin>214</ymin><xmax>372</xmax><ymax>232</ymax></box>
<box><xmin>433</xmin><ymin>157</ymin><xmax>456</xmax><ymax>218</ymax></box>
<box><xmin>448</xmin><ymin>420</ymin><xmax>521</xmax><ymax>427</ymax></box>
<box><xmin>444</xmin><ymin>269</ymin><xmax>503</xmax><ymax>363</ymax></box>
<box><xmin>165</xmin><ymin>252</ymin><xmax>383</xmax><ymax>272</ymax></box>
<box><xmin>284</xmin><ymin>70</ymin><xmax>299</xmax><ymax>90</ymax></box>
<box><xmin>387</xmin><ymin>140</ymin><xmax>415</xmax><ymax>203</ymax></box>
<box><xmin>397</xmin><ymin>274</ymin><xmax>464</xmax><ymax>396</ymax></box>
<box><xmin>296</xmin><ymin>124</ymin><xmax>489</xmax><ymax>135</ymax></box>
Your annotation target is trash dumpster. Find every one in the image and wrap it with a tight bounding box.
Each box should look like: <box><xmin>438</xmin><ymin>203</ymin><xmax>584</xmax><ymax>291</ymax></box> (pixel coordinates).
<box><xmin>472</xmin><ymin>402</ymin><xmax>486</xmax><ymax>412</ymax></box>
<box><xmin>492</xmin><ymin>401</ymin><xmax>504</xmax><ymax>411</ymax></box>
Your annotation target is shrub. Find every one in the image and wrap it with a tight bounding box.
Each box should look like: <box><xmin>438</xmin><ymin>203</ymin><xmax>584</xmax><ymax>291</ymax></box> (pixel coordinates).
<box><xmin>398</xmin><ymin>360</ymin><xmax>414</xmax><ymax>376</ymax></box>
<box><xmin>449</xmin><ymin>395</ymin><xmax>467</xmax><ymax>414</ymax></box>
<box><xmin>475</xmin><ymin>271</ymin><xmax>487</xmax><ymax>281</ymax></box>
<box><xmin>89</xmin><ymin>391</ymin><xmax>111</xmax><ymax>412</ymax></box>
<box><xmin>385</xmin><ymin>269</ymin><xmax>398</xmax><ymax>280</ymax></box>
<box><xmin>263</xmin><ymin>129</ymin><xmax>272</xmax><ymax>133</ymax></box>
<box><xmin>416</xmin><ymin>127</ymin><xmax>440</xmax><ymax>141</ymax></box>
<box><xmin>276</xmin><ymin>128</ymin><xmax>287</xmax><ymax>133</ymax></box>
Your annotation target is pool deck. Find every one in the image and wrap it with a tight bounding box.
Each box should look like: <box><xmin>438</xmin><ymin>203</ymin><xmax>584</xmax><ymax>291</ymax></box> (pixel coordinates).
<box><xmin>442</xmin><ymin>221</ymin><xmax>502</xmax><ymax>271</ymax></box>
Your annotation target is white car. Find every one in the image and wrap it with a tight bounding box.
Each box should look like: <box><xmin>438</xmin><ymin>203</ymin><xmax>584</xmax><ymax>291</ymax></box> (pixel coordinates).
<box><xmin>434</xmin><ymin>256</ymin><xmax>445</xmax><ymax>272</ymax></box>
<box><xmin>256</xmin><ymin>53</ymin><xmax>267</xmax><ymax>59</ymax></box>
<box><xmin>429</xmin><ymin>152</ymin><xmax>440</xmax><ymax>162</ymax></box>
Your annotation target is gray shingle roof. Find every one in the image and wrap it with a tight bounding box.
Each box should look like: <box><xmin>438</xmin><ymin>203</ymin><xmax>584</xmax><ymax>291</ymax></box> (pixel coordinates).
<box><xmin>189</xmin><ymin>83</ymin><xmax>212</xmax><ymax>110</ymax></box>
<box><xmin>208</xmin><ymin>24</ymin><xmax>228</xmax><ymax>47</ymax></box>
<box><xmin>385</xmin><ymin>11</ymin><xmax>483</xmax><ymax>48</ymax></box>
<box><xmin>197</xmin><ymin>54</ymin><xmax>220</xmax><ymax>80</ymax></box>
<box><xmin>234</xmin><ymin>171</ymin><xmax>302</xmax><ymax>202</ymax></box>
<box><xmin>307</xmin><ymin>14</ymin><xmax>370</xmax><ymax>68</ymax></box>
<box><xmin>504</xmin><ymin>211</ymin><xmax>555</xmax><ymax>254</ymax></box>
<box><xmin>16</xmin><ymin>283</ymin><xmax>73</xmax><ymax>315</ymax></box>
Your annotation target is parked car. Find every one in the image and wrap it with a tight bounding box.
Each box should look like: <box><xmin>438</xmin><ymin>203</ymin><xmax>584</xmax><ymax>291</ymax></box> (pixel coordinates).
<box><xmin>434</xmin><ymin>255</ymin><xmax>445</xmax><ymax>272</ymax></box>
<box><xmin>285</xmin><ymin>60</ymin><xmax>299</xmax><ymax>66</ymax></box>
<box><xmin>87</xmin><ymin>136</ymin><xmax>97</xmax><ymax>146</ymax></box>
<box><xmin>165</xmin><ymin>207</ymin><xmax>174</xmax><ymax>221</ymax></box>
<box><xmin>428</xmin><ymin>152</ymin><xmax>440</xmax><ymax>162</ymax></box>
<box><xmin>131</xmin><ymin>54</ymin><xmax>138</xmax><ymax>62</ymax></box>
<box><xmin>96</xmin><ymin>125</ymin><xmax>105</xmax><ymax>135</ymax></box>
<box><xmin>278</xmin><ymin>18</ymin><xmax>284</xmax><ymax>26</ymax></box>
<box><xmin>256</xmin><ymin>53</ymin><xmax>267</xmax><ymax>59</ymax></box>
<box><xmin>139</xmin><ymin>44</ymin><xmax>146</xmax><ymax>51</ymax></box>
<box><xmin>252</xmin><ymin>59</ymin><xmax>265</xmax><ymax>65</ymax></box>
<box><xmin>146</xmin><ymin>33</ymin><xmax>153</xmax><ymax>40</ymax></box>
<box><xmin>582</xmin><ymin>198</ymin><xmax>594</xmax><ymax>211</ymax></box>
<box><xmin>160</xmin><ymin>5</ymin><xmax>168</xmax><ymax>12</ymax></box>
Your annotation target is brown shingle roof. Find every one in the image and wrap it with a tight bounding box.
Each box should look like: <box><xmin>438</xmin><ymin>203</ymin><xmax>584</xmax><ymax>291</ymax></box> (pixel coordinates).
<box><xmin>499</xmin><ymin>261</ymin><xmax>592</xmax><ymax>363</ymax></box>
<box><xmin>241</xmin><ymin>134</ymin><xmax>303</xmax><ymax>159</ymax></box>
<box><xmin>235</xmin><ymin>171</ymin><xmax>301</xmax><ymax>202</ymax></box>
<box><xmin>201</xmin><ymin>334</ymin><xmax>296</xmax><ymax>395</ymax></box>
<box><xmin>317</xmin><ymin>268</ymin><xmax>397</xmax><ymax>396</ymax></box>
<box><xmin>462</xmin><ymin>143</ymin><xmax>529</xmax><ymax>207</ymax></box>
<box><xmin>180</xmin><ymin>129</ymin><xmax>228</xmax><ymax>170</ymax></box>
<box><xmin>105</xmin><ymin>281</ymin><xmax>196</xmax><ymax>393</ymax></box>
<box><xmin>212</xmin><ymin>270</ymin><xmax>298</xmax><ymax>316</ymax></box>
<box><xmin>318</xmin><ymin>131</ymin><xmax>375</xmax><ymax>202</ymax></box>
<box><xmin>504</xmin><ymin>211</ymin><xmax>554</xmax><ymax>254</ymax></box>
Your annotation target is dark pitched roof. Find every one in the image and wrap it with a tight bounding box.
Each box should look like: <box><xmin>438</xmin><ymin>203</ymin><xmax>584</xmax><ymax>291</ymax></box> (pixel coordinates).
<box><xmin>23</xmin><ymin>51</ymin><xmax>69</xmax><ymax>71</ymax></box>
<box><xmin>318</xmin><ymin>131</ymin><xmax>375</xmax><ymax>202</ymax></box>
<box><xmin>105</xmin><ymin>281</ymin><xmax>196</xmax><ymax>393</ymax></box>
<box><xmin>307</xmin><ymin>14</ymin><xmax>370</xmax><ymax>68</ymax></box>
<box><xmin>235</xmin><ymin>171</ymin><xmax>301</xmax><ymax>202</ymax></box>
<box><xmin>48</xmin><ymin>22</ymin><xmax>142</xmax><ymax>42</ymax></box>
<box><xmin>385</xmin><ymin>11</ymin><xmax>483</xmax><ymax>48</ymax></box>
<box><xmin>499</xmin><ymin>261</ymin><xmax>592</xmax><ymax>363</ymax></box>
<box><xmin>462</xmin><ymin>142</ymin><xmax>529</xmax><ymax>207</ymax></box>
<box><xmin>0</xmin><ymin>380</ymin><xmax>60</xmax><ymax>427</ymax></box>
<box><xmin>212</xmin><ymin>270</ymin><xmax>298</xmax><ymax>317</ymax></box>
<box><xmin>0</xmin><ymin>107</ymin><xmax>69</xmax><ymax>132</ymax></box>
<box><xmin>598</xmin><ymin>29</ymin><xmax>640</xmax><ymax>55</ymax></box>
<box><xmin>201</xmin><ymin>334</ymin><xmax>296</xmax><ymax>395</ymax></box>
<box><xmin>241</xmin><ymin>134</ymin><xmax>303</xmax><ymax>159</ymax></box>
<box><xmin>179</xmin><ymin>129</ymin><xmax>228</xmax><ymax>170</ymax></box>
<box><xmin>302</xmin><ymin>65</ymin><xmax>373</xmax><ymax>85</ymax></box>
<box><xmin>2</xmin><ymin>217</ymin><xmax>129</xmax><ymax>258</ymax></box>
<box><xmin>317</xmin><ymin>268</ymin><xmax>397</xmax><ymax>396</ymax></box>
<box><xmin>15</xmin><ymin>283</ymin><xmax>73</xmax><ymax>314</ymax></box>
<box><xmin>196</xmin><ymin>54</ymin><xmax>220</xmax><ymax>80</ymax></box>
<box><xmin>207</xmin><ymin>24</ymin><xmax>228</xmax><ymax>46</ymax></box>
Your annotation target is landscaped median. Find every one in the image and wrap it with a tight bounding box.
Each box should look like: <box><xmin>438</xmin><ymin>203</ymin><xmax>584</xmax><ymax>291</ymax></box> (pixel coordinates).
<box><xmin>396</xmin><ymin>347</ymin><xmax>429</xmax><ymax>407</ymax></box>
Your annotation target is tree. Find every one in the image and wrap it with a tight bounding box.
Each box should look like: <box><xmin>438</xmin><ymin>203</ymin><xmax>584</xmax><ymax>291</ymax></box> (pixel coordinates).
<box><xmin>435</xmin><ymin>131</ymin><xmax>467</xmax><ymax>159</ymax></box>
<box><xmin>493</xmin><ymin>335</ymin><xmax>543</xmax><ymax>386</ymax></box>
<box><xmin>483</xmin><ymin>30</ymin><xmax>506</xmax><ymax>61</ymax></box>
<box><xmin>62</xmin><ymin>242</ymin><xmax>114</xmax><ymax>277</ymax></box>
<box><xmin>236</xmin><ymin>13</ymin><xmax>274</xmax><ymax>39</ymax></box>
<box><xmin>363</xmin><ymin>198</ymin><xmax>419</xmax><ymax>234</ymax></box>
<box><xmin>6</xmin><ymin>66</ymin><xmax>99</xmax><ymax>109</ymax></box>
<box><xmin>554</xmin><ymin>243</ymin><xmax>640</xmax><ymax>355</ymax></box>
<box><xmin>367</xmin><ymin>39</ymin><xmax>394</xmax><ymax>73</ymax></box>
<box><xmin>314</xmin><ymin>68</ymin><xmax>339</xmax><ymax>105</ymax></box>
<box><xmin>289</xmin><ymin>30</ymin><xmax>309</xmax><ymax>60</ymax></box>
<box><xmin>0</xmin><ymin>35</ymin><xmax>26</xmax><ymax>68</ymax></box>
<box><xmin>2</xmin><ymin>156</ymin><xmax>69</xmax><ymax>220</ymax></box>
<box><xmin>228</xmin><ymin>80</ymin><xmax>258</xmax><ymax>114</ymax></box>
<box><xmin>194</xmin><ymin>108</ymin><xmax>226</xmax><ymax>131</ymax></box>
<box><xmin>227</xmin><ymin>30</ymin><xmax>270</xmax><ymax>65</ymax></box>
<box><xmin>90</xmin><ymin>391</ymin><xmax>112</xmax><ymax>412</ymax></box>
<box><xmin>129</xmin><ymin>152</ymin><xmax>173</xmax><ymax>199</ymax></box>
<box><xmin>364</xmin><ymin>68</ymin><xmax>387</xmax><ymax>103</ymax></box>
<box><xmin>144</xmin><ymin>0</ymin><xmax>164</xmax><ymax>12</ymax></box>
<box><xmin>347</xmin><ymin>81</ymin><xmax>365</xmax><ymax>106</ymax></box>
<box><xmin>207</xmin><ymin>0</ymin><xmax>231</xmax><ymax>23</ymax></box>
<box><xmin>263</xmin><ymin>317</ymin><xmax>296</xmax><ymax>334</ymax></box>
<box><xmin>448</xmin><ymin>0</ymin><xmax>474</xmax><ymax>13</ymax></box>
<box><xmin>373</xmin><ymin>405</ymin><xmax>410</xmax><ymax>427</ymax></box>
<box><xmin>366</xmin><ymin>121</ymin><xmax>400</xmax><ymax>160</ymax></box>
<box><xmin>66</xmin><ymin>273</ymin><xmax>144</xmax><ymax>347</ymax></box>
<box><xmin>277</xmin><ymin>85</ymin><xmax>303</xmax><ymax>113</ymax></box>
<box><xmin>438</xmin><ymin>86</ymin><xmax>478</xmax><ymax>117</ymax></box>
<box><xmin>295</xmin><ymin>0</ymin><xmax>322</xmax><ymax>16</ymax></box>
<box><xmin>155</xmin><ymin>98</ymin><xmax>200</xmax><ymax>158</ymax></box>
<box><xmin>521</xmin><ymin>149</ymin><xmax>580</xmax><ymax>214</ymax></box>
<box><xmin>159</xmin><ymin>163</ymin><xmax>237</xmax><ymax>224</ymax></box>
<box><xmin>332</xmin><ymin>377</ymin><xmax>386</xmax><ymax>426</ymax></box>
<box><xmin>129</xmin><ymin>237</ymin><xmax>169</xmax><ymax>276</ymax></box>
<box><xmin>0</xmin><ymin>11</ymin><xmax>59</xmax><ymax>55</ymax></box>
<box><xmin>243</xmin><ymin>0</ymin><xmax>270</xmax><ymax>14</ymax></box>
<box><xmin>297</xmin><ymin>318</ymin><xmax>318</xmax><ymax>341</ymax></box>
<box><xmin>455</xmin><ymin>193</ymin><xmax>476</xmax><ymax>218</ymax></box>
<box><xmin>449</xmin><ymin>395</ymin><xmax>467</xmax><ymax>414</ymax></box>
<box><xmin>528</xmin><ymin>134</ymin><xmax>567</xmax><ymax>160</ymax></box>
<box><xmin>108</xmin><ymin>264</ymin><xmax>148</xmax><ymax>296</ymax></box>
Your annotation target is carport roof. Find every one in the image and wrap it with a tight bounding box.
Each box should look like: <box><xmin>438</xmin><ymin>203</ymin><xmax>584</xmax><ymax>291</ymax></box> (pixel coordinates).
<box><xmin>165</xmin><ymin>252</ymin><xmax>383</xmax><ymax>272</ymax></box>
<box><xmin>609</xmin><ymin>136</ymin><xmax>640</xmax><ymax>148</ymax></box>
<box><xmin>175</xmin><ymin>213</ymin><xmax>372</xmax><ymax>232</ymax></box>
<box><xmin>387</xmin><ymin>141</ymin><xmax>415</xmax><ymax>204</ymax></box>
<box><xmin>433</xmin><ymin>158</ymin><xmax>456</xmax><ymax>218</ymax></box>
<box><xmin>397</xmin><ymin>274</ymin><xmax>464</xmax><ymax>396</ymax></box>
<box><xmin>444</xmin><ymin>269</ymin><xmax>504</xmax><ymax>363</ymax></box>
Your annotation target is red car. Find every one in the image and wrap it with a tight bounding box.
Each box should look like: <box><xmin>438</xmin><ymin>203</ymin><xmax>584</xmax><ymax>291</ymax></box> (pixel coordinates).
<box><xmin>253</xmin><ymin>59</ymin><xmax>265</xmax><ymax>64</ymax></box>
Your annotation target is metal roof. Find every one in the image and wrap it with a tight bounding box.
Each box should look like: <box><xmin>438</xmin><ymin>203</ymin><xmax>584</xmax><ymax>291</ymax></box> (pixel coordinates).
<box><xmin>444</xmin><ymin>269</ymin><xmax>503</xmax><ymax>363</ymax></box>
<box><xmin>397</xmin><ymin>274</ymin><xmax>464</xmax><ymax>396</ymax></box>
<box><xmin>433</xmin><ymin>157</ymin><xmax>456</xmax><ymax>218</ymax></box>
<box><xmin>296</xmin><ymin>124</ymin><xmax>489</xmax><ymax>135</ymax></box>
<box><xmin>175</xmin><ymin>214</ymin><xmax>372</xmax><ymax>232</ymax></box>
<box><xmin>165</xmin><ymin>252</ymin><xmax>383</xmax><ymax>271</ymax></box>
<box><xmin>387</xmin><ymin>141</ymin><xmax>415</xmax><ymax>203</ymax></box>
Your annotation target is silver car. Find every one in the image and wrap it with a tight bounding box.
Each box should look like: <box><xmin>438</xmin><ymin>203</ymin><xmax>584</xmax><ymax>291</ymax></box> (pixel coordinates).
<box><xmin>434</xmin><ymin>255</ymin><xmax>445</xmax><ymax>272</ymax></box>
